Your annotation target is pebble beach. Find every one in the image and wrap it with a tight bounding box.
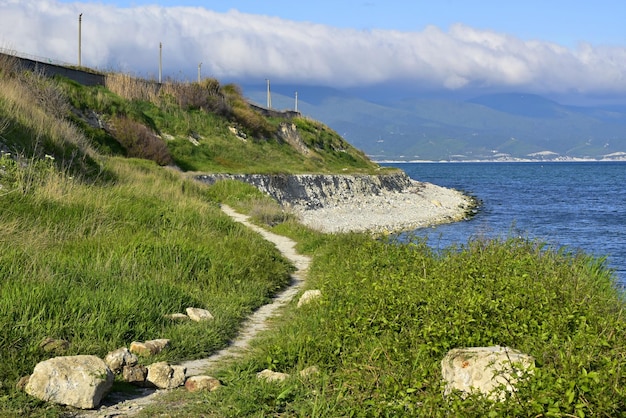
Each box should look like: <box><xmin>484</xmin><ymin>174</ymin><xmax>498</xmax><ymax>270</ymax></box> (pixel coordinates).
<box><xmin>292</xmin><ymin>180</ymin><xmax>476</xmax><ymax>234</ymax></box>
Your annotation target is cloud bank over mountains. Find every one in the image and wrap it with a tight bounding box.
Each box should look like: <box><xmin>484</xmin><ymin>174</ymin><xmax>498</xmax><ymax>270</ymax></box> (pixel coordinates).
<box><xmin>2</xmin><ymin>0</ymin><xmax>625</xmax><ymax>100</ymax></box>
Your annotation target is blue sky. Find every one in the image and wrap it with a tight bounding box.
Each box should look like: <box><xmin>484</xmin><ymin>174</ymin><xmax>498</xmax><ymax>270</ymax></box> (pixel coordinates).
<box><xmin>1</xmin><ymin>0</ymin><xmax>625</xmax><ymax>102</ymax></box>
<box><xmin>61</xmin><ymin>0</ymin><xmax>626</xmax><ymax>47</ymax></box>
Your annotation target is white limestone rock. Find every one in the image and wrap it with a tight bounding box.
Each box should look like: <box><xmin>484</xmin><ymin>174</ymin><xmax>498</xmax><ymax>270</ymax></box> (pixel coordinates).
<box><xmin>257</xmin><ymin>369</ymin><xmax>289</xmax><ymax>383</ymax></box>
<box><xmin>186</xmin><ymin>307</ymin><xmax>214</xmax><ymax>322</ymax></box>
<box><xmin>129</xmin><ymin>339</ymin><xmax>170</xmax><ymax>356</ymax></box>
<box><xmin>185</xmin><ymin>375</ymin><xmax>222</xmax><ymax>392</ymax></box>
<box><xmin>146</xmin><ymin>362</ymin><xmax>187</xmax><ymax>389</ymax></box>
<box><xmin>297</xmin><ymin>290</ymin><xmax>322</xmax><ymax>307</ymax></box>
<box><xmin>25</xmin><ymin>355</ymin><xmax>114</xmax><ymax>409</ymax></box>
<box><xmin>441</xmin><ymin>346</ymin><xmax>534</xmax><ymax>401</ymax></box>
<box><xmin>104</xmin><ymin>347</ymin><xmax>138</xmax><ymax>374</ymax></box>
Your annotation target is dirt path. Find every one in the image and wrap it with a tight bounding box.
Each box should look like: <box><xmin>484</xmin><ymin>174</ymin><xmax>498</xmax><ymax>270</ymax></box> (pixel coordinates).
<box><xmin>77</xmin><ymin>205</ymin><xmax>310</xmax><ymax>417</ymax></box>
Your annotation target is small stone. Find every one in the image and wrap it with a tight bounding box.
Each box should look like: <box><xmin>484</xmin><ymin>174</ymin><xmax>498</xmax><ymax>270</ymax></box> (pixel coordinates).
<box><xmin>186</xmin><ymin>307</ymin><xmax>214</xmax><ymax>322</ymax></box>
<box><xmin>130</xmin><ymin>339</ymin><xmax>170</xmax><ymax>356</ymax></box>
<box><xmin>122</xmin><ymin>365</ymin><xmax>148</xmax><ymax>386</ymax></box>
<box><xmin>39</xmin><ymin>337</ymin><xmax>70</xmax><ymax>353</ymax></box>
<box><xmin>105</xmin><ymin>347</ymin><xmax>138</xmax><ymax>374</ymax></box>
<box><xmin>297</xmin><ymin>290</ymin><xmax>322</xmax><ymax>307</ymax></box>
<box><xmin>184</xmin><ymin>375</ymin><xmax>221</xmax><ymax>392</ymax></box>
<box><xmin>165</xmin><ymin>313</ymin><xmax>189</xmax><ymax>321</ymax></box>
<box><xmin>299</xmin><ymin>366</ymin><xmax>319</xmax><ymax>378</ymax></box>
<box><xmin>146</xmin><ymin>362</ymin><xmax>186</xmax><ymax>389</ymax></box>
<box><xmin>257</xmin><ymin>369</ymin><xmax>289</xmax><ymax>383</ymax></box>
<box><xmin>16</xmin><ymin>375</ymin><xmax>30</xmax><ymax>391</ymax></box>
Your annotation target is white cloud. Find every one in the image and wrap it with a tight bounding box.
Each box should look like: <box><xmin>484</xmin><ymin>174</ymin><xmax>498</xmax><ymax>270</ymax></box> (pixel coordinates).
<box><xmin>1</xmin><ymin>0</ymin><xmax>626</xmax><ymax>96</ymax></box>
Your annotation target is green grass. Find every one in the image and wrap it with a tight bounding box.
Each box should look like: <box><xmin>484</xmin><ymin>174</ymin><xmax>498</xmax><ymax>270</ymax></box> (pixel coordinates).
<box><xmin>0</xmin><ymin>156</ymin><xmax>293</xmax><ymax>416</ymax></box>
<box><xmin>55</xmin><ymin>75</ymin><xmax>380</xmax><ymax>174</ymax></box>
<box><xmin>139</xmin><ymin>230</ymin><xmax>626</xmax><ymax>417</ymax></box>
<box><xmin>1</xmin><ymin>57</ymin><xmax>626</xmax><ymax>417</ymax></box>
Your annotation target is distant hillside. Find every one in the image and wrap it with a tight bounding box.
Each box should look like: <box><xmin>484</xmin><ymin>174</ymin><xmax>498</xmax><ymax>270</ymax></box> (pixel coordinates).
<box><xmin>244</xmin><ymin>85</ymin><xmax>626</xmax><ymax>161</ymax></box>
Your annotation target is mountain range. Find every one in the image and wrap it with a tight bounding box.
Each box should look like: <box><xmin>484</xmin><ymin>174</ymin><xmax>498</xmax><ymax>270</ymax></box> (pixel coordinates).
<box><xmin>242</xmin><ymin>84</ymin><xmax>626</xmax><ymax>162</ymax></box>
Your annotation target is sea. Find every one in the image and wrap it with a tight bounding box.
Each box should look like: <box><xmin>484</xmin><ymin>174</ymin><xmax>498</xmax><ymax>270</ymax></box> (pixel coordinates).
<box><xmin>380</xmin><ymin>162</ymin><xmax>626</xmax><ymax>288</ymax></box>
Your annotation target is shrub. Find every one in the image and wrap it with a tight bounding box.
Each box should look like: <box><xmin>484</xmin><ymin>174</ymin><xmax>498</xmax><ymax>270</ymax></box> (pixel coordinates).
<box><xmin>109</xmin><ymin>115</ymin><xmax>172</xmax><ymax>166</ymax></box>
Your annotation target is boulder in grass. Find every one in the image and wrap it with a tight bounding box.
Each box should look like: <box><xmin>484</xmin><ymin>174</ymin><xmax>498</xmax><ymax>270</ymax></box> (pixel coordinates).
<box><xmin>185</xmin><ymin>307</ymin><xmax>214</xmax><ymax>322</ymax></box>
<box><xmin>297</xmin><ymin>290</ymin><xmax>322</xmax><ymax>307</ymax></box>
<box><xmin>441</xmin><ymin>346</ymin><xmax>534</xmax><ymax>401</ymax></box>
<box><xmin>256</xmin><ymin>369</ymin><xmax>289</xmax><ymax>383</ymax></box>
<box><xmin>185</xmin><ymin>375</ymin><xmax>222</xmax><ymax>392</ymax></box>
<box><xmin>146</xmin><ymin>362</ymin><xmax>187</xmax><ymax>389</ymax></box>
<box><xmin>25</xmin><ymin>355</ymin><xmax>114</xmax><ymax>409</ymax></box>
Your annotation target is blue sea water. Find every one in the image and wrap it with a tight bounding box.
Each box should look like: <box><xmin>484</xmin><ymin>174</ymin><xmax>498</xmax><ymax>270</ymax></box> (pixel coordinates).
<box><xmin>381</xmin><ymin>162</ymin><xmax>626</xmax><ymax>287</ymax></box>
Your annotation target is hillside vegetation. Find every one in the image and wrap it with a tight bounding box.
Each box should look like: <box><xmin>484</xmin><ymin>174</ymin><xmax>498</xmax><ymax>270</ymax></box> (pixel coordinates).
<box><xmin>244</xmin><ymin>85</ymin><xmax>626</xmax><ymax>161</ymax></box>
<box><xmin>1</xmin><ymin>55</ymin><xmax>625</xmax><ymax>417</ymax></box>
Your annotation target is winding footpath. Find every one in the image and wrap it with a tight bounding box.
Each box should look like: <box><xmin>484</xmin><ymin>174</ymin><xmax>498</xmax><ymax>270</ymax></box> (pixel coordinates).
<box><xmin>78</xmin><ymin>205</ymin><xmax>310</xmax><ymax>417</ymax></box>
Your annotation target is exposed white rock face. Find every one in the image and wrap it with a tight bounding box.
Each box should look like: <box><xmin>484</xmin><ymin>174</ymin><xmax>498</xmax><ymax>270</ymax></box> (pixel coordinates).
<box><xmin>186</xmin><ymin>307</ymin><xmax>214</xmax><ymax>322</ymax></box>
<box><xmin>441</xmin><ymin>346</ymin><xmax>534</xmax><ymax>401</ymax></box>
<box><xmin>297</xmin><ymin>289</ymin><xmax>322</xmax><ymax>307</ymax></box>
<box><xmin>195</xmin><ymin>173</ymin><xmax>475</xmax><ymax>234</ymax></box>
<box><xmin>25</xmin><ymin>355</ymin><xmax>114</xmax><ymax>409</ymax></box>
<box><xmin>146</xmin><ymin>362</ymin><xmax>186</xmax><ymax>389</ymax></box>
<box><xmin>195</xmin><ymin>173</ymin><xmax>417</xmax><ymax>210</ymax></box>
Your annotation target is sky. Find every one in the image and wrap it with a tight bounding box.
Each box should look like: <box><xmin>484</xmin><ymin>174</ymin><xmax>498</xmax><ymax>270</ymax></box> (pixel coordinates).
<box><xmin>1</xmin><ymin>0</ymin><xmax>625</xmax><ymax>103</ymax></box>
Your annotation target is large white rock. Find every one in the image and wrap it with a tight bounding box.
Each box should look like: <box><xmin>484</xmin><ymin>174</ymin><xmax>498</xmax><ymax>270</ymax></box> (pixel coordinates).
<box><xmin>25</xmin><ymin>355</ymin><xmax>114</xmax><ymax>409</ymax></box>
<box><xmin>441</xmin><ymin>346</ymin><xmax>534</xmax><ymax>400</ymax></box>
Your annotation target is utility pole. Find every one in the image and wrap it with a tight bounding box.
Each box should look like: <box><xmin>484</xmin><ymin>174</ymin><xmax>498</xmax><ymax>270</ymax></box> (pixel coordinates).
<box><xmin>294</xmin><ymin>91</ymin><xmax>298</xmax><ymax>112</ymax></box>
<box><xmin>159</xmin><ymin>42</ymin><xmax>162</xmax><ymax>83</ymax></box>
<box><xmin>78</xmin><ymin>13</ymin><xmax>82</xmax><ymax>67</ymax></box>
<box><xmin>266</xmin><ymin>79</ymin><xmax>272</xmax><ymax>109</ymax></box>
<box><xmin>198</xmin><ymin>62</ymin><xmax>202</xmax><ymax>83</ymax></box>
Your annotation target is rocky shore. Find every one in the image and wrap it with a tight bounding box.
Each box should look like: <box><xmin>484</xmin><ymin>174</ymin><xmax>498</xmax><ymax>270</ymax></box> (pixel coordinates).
<box><xmin>293</xmin><ymin>180</ymin><xmax>475</xmax><ymax>234</ymax></box>
<box><xmin>196</xmin><ymin>172</ymin><xmax>477</xmax><ymax>234</ymax></box>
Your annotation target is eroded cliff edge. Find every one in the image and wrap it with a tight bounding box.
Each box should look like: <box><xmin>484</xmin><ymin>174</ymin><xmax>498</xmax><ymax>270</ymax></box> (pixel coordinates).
<box><xmin>195</xmin><ymin>172</ymin><xmax>478</xmax><ymax>233</ymax></box>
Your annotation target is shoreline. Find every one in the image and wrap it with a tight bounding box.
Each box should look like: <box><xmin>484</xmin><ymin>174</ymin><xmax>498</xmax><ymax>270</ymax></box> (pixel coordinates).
<box><xmin>291</xmin><ymin>180</ymin><xmax>478</xmax><ymax>234</ymax></box>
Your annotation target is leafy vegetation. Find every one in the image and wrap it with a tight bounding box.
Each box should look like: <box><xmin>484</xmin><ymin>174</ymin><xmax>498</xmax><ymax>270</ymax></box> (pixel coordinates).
<box><xmin>141</xmin><ymin>228</ymin><xmax>626</xmax><ymax>417</ymax></box>
<box><xmin>0</xmin><ymin>54</ymin><xmax>625</xmax><ymax>417</ymax></box>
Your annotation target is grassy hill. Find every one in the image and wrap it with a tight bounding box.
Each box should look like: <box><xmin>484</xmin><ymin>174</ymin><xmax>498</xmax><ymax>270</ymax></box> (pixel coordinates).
<box><xmin>1</xmin><ymin>55</ymin><xmax>626</xmax><ymax>417</ymax></box>
<box><xmin>0</xmin><ymin>54</ymin><xmax>379</xmax><ymax>178</ymax></box>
